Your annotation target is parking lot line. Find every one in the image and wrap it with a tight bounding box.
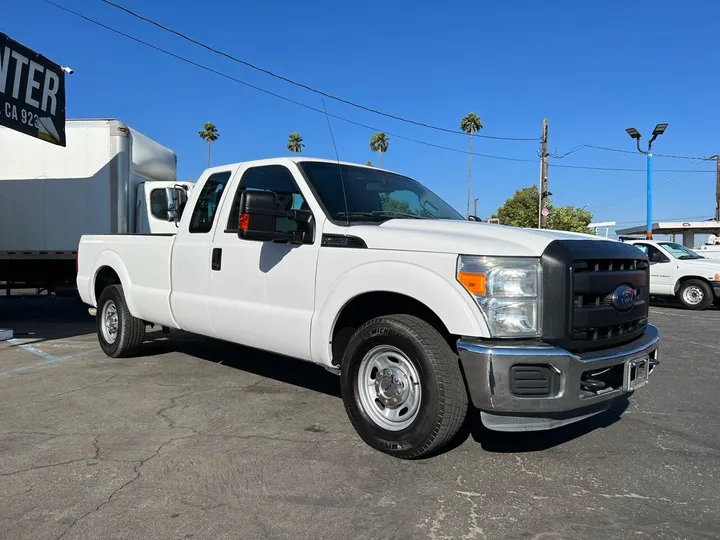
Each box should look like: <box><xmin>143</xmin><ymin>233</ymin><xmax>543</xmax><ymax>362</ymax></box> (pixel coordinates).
<box><xmin>0</xmin><ymin>338</ymin><xmax>99</xmax><ymax>376</ymax></box>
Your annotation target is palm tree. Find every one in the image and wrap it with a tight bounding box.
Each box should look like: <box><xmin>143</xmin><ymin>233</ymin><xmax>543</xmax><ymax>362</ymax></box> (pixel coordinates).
<box><xmin>198</xmin><ymin>122</ymin><xmax>219</xmax><ymax>167</ymax></box>
<box><xmin>460</xmin><ymin>112</ymin><xmax>483</xmax><ymax>218</ymax></box>
<box><xmin>287</xmin><ymin>132</ymin><xmax>304</xmax><ymax>155</ymax></box>
<box><xmin>369</xmin><ymin>132</ymin><xmax>389</xmax><ymax>168</ymax></box>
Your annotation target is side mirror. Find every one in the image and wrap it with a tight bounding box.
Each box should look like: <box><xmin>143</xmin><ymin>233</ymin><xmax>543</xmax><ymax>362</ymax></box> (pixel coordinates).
<box><xmin>237</xmin><ymin>190</ymin><xmax>313</xmax><ymax>244</ymax></box>
<box><xmin>165</xmin><ymin>186</ymin><xmax>188</xmax><ymax>227</ymax></box>
<box><xmin>467</xmin><ymin>215</ymin><xmax>483</xmax><ymax>222</ymax></box>
<box><xmin>165</xmin><ymin>187</ymin><xmax>179</xmax><ymax>225</ymax></box>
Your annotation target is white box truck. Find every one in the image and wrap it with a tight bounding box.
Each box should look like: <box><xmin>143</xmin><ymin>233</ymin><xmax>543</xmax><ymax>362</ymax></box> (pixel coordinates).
<box><xmin>0</xmin><ymin>119</ymin><xmax>193</xmax><ymax>293</ymax></box>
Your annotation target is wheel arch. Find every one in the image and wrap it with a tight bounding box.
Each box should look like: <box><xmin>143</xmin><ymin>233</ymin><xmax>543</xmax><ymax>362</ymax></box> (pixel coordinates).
<box><xmin>674</xmin><ymin>274</ymin><xmax>713</xmax><ymax>294</ymax></box>
<box><xmin>89</xmin><ymin>251</ymin><xmax>137</xmax><ymax>314</ymax></box>
<box><xmin>310</xmin><ymin>261</ymin><xmax>488</xmax><ymax>367</ymax></box>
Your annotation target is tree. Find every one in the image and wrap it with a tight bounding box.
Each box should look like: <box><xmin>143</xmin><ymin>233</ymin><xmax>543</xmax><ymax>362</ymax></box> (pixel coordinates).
<box><xmin>460</xmin><ymin>112</ymin><xmax>483</xmax><ymax>218</ymax></box>
<box><xmin>198</xmin><ymin>122</ymin><xmax>219</xmax><ymax>167</ymax></box>
<box><xmin>496</xmin><ymin>185</ymin><xmax>593</xmax><ymax>232</ymax></box>
<box><xmin>366</xmin><ymin>160</ymin><xmax>373</xmax><ymax>167</ymax></box>
<box><xmin>379</xmin><ymin>194</ymin><xmax>412</xmax><ymax>214</ymax></box>
<box><xmin>547</xmin><ymin>205</ymin><xmax>593</xmax><ymax>233</ymax></box>
<box><xmin>497</xmin><ymin>186</ymin><xmax>541</xmax><ymax>228</ymax></box>
<box><xmin>287</xmin><ymin>132</ymin><xmax>304</xmax><ymax>155</ymax></box>
<box><xmin>369</xmin><ymin>132</ymin><xmax>389</xmax><ymax>167</ymax></box>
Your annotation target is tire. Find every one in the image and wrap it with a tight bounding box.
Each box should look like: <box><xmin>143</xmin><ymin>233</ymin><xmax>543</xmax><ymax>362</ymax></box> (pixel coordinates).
<box><xmin>96</xmin><ymin>284</ymin><xmax>146</xmax><ymax>357</ymax></box>
<box><xmin>676</xmin><ymin>279</ymin><xmax>713</xmax><ymax>310</ymax></box>
<box><xmin>339</xmin><ymin>314</ymin><xmax>468</xmax><ymax>459</ymax></box>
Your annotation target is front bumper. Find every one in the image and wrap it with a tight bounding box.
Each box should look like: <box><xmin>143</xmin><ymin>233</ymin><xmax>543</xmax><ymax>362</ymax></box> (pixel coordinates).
<box><xmin>457</xmin><ymin>325</ymin><xmax>659</xmax><ymax>432</ymax></box>
<box><xmin>712</xmin><ymin>282</ymin><xmax>720</xmax><ymax>299</ymax></box>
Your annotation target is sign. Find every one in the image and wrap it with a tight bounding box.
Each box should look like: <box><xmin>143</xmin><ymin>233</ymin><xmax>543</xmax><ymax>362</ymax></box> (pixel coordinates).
<box><xmin>541</xmin><ymin>207</ymin><xmax>549</xmax><ymax>217</ymax></box>
<box><xmin>0</xmin><ymin>33</ymin><xmax>66</xmax><ymax>146</ymax></box>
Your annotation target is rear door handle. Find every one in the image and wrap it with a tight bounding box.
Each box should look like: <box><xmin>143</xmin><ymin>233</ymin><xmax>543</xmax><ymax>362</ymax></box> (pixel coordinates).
<box><xmin>211</xmin><ymin>248</ymin><xmax>222</xmax><ymax>271</ymax></box>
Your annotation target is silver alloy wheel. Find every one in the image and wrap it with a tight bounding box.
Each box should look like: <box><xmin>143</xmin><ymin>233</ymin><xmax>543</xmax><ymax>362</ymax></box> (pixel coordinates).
<box><xmin>356</xmin><ymin>345</ymin><xmax>422</xmax><ymax>431</ymax></box>
<box><xmin>101</xmin><ymin>300</ymin><xmax>119</xmax><ymax>344</ymax></box>
<box><xmin>682</xmin><ymin>285</ymin><xmax>704</xmax><ymax>305</ymax></box>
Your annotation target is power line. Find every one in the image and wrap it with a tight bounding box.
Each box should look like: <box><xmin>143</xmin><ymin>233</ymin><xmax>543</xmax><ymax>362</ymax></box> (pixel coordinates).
<box><xmin>33</xmin><ymin>1</ymin><xmax>720</xmax><ymax>176</ymax></box>
<box><xmin>589</xmin><ymin>159</ymin><xmax>713</xmax><ymax>212</ymax></box>
<box><xmin>550</xmin><ymin>144</ymin><xmax>707</xmax><ymax>160</ymax></box>
<box><xmin>95</xmin><ymin>0</ymin><xmax>538</xmax><ymax>142</ymax></box>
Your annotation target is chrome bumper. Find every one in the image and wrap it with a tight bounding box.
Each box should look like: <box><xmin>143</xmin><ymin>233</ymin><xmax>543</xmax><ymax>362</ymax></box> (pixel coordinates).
<box><xmin>457</xmin><ymin>325</ymin><xmax>660</xmax><ymax>432</ymax></box>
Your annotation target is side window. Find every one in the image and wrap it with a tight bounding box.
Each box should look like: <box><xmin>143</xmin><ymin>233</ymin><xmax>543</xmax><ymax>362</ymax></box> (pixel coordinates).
<box><xmin>149</xmin><ymin>189</ymin><xmax>168</xmax><ymax>220</ymax></box>
<box><xmin>226</xmin><ymin>165</ymin><xmax>308</xmax><ymax>233</ymax></box>
<box><xmin>189</xmin><ymin>171</ymin><xmax>232</xmax><ymax>233</ymax></box>
<box><xmin>636</xmin><ymin>243</ymin><xmax>665</xmax><ymax>263</ymax></box>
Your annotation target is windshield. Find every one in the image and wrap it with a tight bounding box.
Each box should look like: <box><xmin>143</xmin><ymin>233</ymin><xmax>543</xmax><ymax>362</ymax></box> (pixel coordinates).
<box><xmin>658</xmin><ymin>242</ymin><xmax>704</xmax><ymax>260</ymax></box>
<box><xmin>297</xmin><ymin>161</ymin><xmax>465</xmax><ymax>223</ymax></box>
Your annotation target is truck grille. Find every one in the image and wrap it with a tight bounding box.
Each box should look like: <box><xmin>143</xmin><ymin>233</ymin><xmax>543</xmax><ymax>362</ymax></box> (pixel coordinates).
<box><xmin>570</xmin><ymin>258</ymin><xmax>648</xmax><ymax>345</ymax></box>
<box><xmin>540</xmin><ymin>240</ymin><xmax>650</xmax><ymax>352</ymax></box>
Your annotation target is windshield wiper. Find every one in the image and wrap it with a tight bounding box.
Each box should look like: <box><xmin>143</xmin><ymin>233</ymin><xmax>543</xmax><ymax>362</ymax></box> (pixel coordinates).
<box><xmin>337</xmin><ymin>211</ymin><xmax>426</xmax><ymax>220</ymax></box>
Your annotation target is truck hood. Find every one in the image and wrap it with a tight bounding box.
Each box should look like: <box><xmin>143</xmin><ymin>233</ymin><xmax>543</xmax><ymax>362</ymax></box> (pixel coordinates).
<box><xmin>679</xmin><ymin>258</ymin><xmax>720</xmax><ymax>273</ymax></box>
<box><xmin>346</xmin><ymin>219</ymin><xmax>609</xmax><ymax>257</ymax></box>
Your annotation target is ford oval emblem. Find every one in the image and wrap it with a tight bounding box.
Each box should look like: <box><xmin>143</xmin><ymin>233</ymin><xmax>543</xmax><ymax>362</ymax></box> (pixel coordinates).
<box><xmin>611</xmin><ymin>285</ymin><xmax>637</xmax><ymax>311</ymax></box>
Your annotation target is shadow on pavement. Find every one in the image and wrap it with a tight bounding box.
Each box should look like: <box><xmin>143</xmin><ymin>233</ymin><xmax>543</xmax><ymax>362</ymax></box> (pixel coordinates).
<box><xmin>468</xmin><ymin>397</ymin><xmax>630</xmax><ymax>453</ymax></box>
<box><xmin>140</xmin><ymin>329</ymin><xmax>343</xmax><ymax>399</ymax></box>
<box><xmin>0</xmin><ymin>296</ymin><xmax>95</xmax><ymax>342</ymax></box>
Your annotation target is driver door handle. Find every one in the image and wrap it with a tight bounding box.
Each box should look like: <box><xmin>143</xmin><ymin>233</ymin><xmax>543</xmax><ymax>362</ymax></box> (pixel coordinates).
<box><xmin>211</xmin><ymin>248</ymin><xmax>222</xmax><ymax>271</ymax></box>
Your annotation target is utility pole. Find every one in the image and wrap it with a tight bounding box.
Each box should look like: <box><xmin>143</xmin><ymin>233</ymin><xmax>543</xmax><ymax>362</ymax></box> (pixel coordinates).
<box><xmin>701</xmin><ymin>154</ymin><xmax>720</xmax><ymax>222</ymax></box>
<box><xmin>716</xmin><ymin>155</ymin><xmax>720</xmax><ymax>221</ymax></box>
<box><xmin>538</xmin><ymin>118</ymin><xmax>549</xmax><ymax>228</ymax></box>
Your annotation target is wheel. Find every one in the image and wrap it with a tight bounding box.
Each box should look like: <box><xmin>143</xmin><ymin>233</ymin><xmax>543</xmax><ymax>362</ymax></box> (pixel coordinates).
<box><xmin>676</xmin><ymin>279</ymin><xmax>713</xmax><ymax>310</ymax></box>
<box><xmin>96</xmin><ymin>284</ymin><xmax>146</xmax><ymax>357</ymax></box>
<box><xmin>339</xmin><ymin>314</ymin><xmax>468</xmax><ymax>459</ymax></box>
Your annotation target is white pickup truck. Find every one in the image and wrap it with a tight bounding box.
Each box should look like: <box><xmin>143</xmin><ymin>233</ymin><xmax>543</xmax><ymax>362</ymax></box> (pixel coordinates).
<box><xmin>77</xmin><ymin>158</ymin><xmax>660</xmax><ymax>458</ymax></box>
<box><xmin>624</xmin><ymin>239</ymin><xmax>720</xmax><ymax>310</ymax></box>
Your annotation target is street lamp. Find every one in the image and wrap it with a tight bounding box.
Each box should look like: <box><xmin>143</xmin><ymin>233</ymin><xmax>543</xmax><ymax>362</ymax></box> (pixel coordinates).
<box><xmin>625</xmin><ymin>123</ymin><xmax>668</xmax><ymax>239</ymax></box>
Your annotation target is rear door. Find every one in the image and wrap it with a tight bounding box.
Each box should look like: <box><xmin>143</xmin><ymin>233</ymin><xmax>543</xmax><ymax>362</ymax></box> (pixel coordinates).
<box><xmin>207</xmin><ymin>163</ymin><xmax>321</xmax><ymax>360</ymax></box>
<box><xmin>169</xmin><ymin>170</ymin><xmax>234</xmax><ymax>336</ymax></box>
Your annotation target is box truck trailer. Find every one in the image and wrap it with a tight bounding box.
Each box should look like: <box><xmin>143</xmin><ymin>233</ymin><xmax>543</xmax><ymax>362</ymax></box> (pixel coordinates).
<box><xmin>0</xmin><ymin>119</ymin><xmax>193</xmax><ymax>294</ymax></box>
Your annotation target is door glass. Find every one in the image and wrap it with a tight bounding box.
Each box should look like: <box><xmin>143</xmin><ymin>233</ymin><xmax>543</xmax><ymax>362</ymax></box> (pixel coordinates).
<box><xmin>226</xmin><ymin>165</ymin><xmax>308</xmax><ymax>233</ymax></box>
<box><xmin>189</xmin><ymin>171</ymin><xmax>232</xmax><ymax>233</ymax></box>
<box><xmin>150</xmin><ymin>189</ymin><xmax>168</xmax><ymax>220</ymax></box>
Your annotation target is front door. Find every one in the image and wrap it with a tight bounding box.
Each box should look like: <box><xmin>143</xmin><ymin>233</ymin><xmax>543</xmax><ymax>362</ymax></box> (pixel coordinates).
<box><xmin>207</xmin><ymin>163</ymin><xmax>321</xmax><ymax>360</ymax></box>
<box><xmin>633</xmin><ymin>243</ymin><xmax>675</xmax><ymax>295</ymax></box>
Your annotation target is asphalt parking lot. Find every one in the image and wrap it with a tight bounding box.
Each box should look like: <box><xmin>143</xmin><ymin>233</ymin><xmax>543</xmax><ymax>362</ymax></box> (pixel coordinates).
<box><xmin>1</xmin><ymin>297</ymin><xmax>719</xmax><ymax>540</ymax></box>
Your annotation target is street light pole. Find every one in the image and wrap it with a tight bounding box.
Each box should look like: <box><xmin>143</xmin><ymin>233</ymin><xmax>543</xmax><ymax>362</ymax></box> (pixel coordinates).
<box><xmin>625</xmin><ymin>123</ymin><xmax>668</xmax><ymax>239</ymax></box>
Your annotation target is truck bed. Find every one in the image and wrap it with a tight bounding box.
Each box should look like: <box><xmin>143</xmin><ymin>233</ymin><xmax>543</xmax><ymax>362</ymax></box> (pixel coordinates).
<box><xmin>76</xmin><ymin>234</ymin><xmax>178</xmax><ymax>329</ymax></box>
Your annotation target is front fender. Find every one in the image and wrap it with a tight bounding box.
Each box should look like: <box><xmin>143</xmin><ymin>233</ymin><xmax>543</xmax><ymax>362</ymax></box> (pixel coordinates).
<box><xmin>310</xmin><ymin>260</ymin><xmax>489</xmax><ymax>366</ymax></box>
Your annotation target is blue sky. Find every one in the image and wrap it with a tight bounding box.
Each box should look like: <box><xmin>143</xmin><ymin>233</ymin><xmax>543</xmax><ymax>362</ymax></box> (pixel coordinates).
<box><xmin>5</xmin><ymin>0</ymin><xmax>720</xmax><ymax>228</ymax></box>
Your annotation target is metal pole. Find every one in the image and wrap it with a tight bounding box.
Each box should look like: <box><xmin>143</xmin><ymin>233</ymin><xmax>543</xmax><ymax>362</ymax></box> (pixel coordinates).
<box><xmin>646</xmin><ymin>152</ymin><xmax>653</xmax><ymax>239</ymax></box>
<box><xmin>716</xmin><ymin>155</ymin><xmax>720</xmax><ymax>222</ymax></box>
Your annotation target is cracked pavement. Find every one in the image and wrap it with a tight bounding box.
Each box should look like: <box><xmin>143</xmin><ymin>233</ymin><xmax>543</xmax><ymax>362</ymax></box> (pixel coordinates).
<box><xmin>0</xmin><ymin>297</ymin><xmax>719</xmax><ymax>540</ymax></box>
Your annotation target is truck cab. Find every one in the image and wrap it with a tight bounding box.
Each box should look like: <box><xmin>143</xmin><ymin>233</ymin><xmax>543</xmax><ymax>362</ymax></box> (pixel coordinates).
<box><xmin>135</xmin><ymin>181</ymin><xmax>194</xmax><ymax>234</ymax></box>
<box><xmin>78</xmin><ymin>157</ymin><xmax>661</xmax><ymax>459</ymax></box>
<box><xmin>625</xmin><ymin>239</ymin><xmax>720</xmax><ymax>309</ymax></box>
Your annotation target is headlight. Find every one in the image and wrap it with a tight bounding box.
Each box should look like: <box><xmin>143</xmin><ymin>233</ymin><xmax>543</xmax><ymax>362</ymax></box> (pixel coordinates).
<box><xmin>457</xmin><ymin>256</ymin><xmax>542</xmax><ymax>338</ymax></box>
